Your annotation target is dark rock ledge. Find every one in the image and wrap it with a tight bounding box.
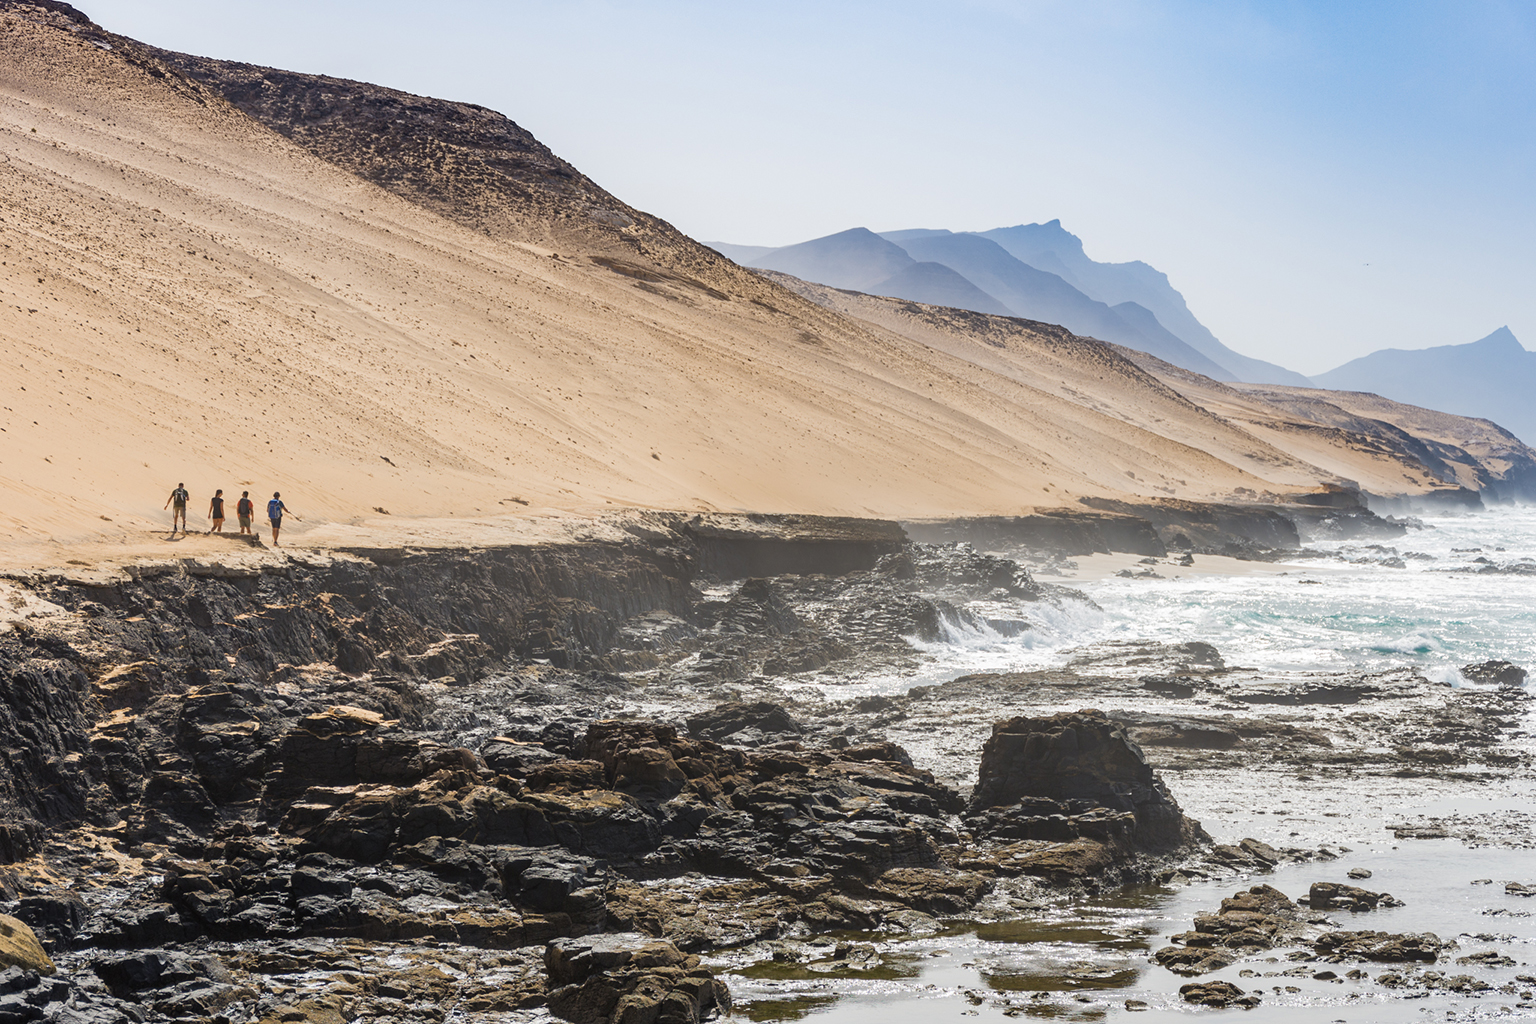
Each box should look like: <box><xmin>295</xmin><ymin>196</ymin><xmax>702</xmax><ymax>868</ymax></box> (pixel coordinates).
<box><xmin>0</xmin><ymin>515</ymin><xmax>1254</xmax><ymax>1022</ymax></box>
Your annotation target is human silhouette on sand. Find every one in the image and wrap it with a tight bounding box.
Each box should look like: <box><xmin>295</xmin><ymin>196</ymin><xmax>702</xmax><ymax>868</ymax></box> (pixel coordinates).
<box><xmin>267</xmin><ymin>492</ymin><xmax>300</xmax><ymax>547</ymax></box>
<box><xmin>236</xmin><ymin>490</ymin><xmax>254</xmax><ymax>535</ymax></box>
<box><xmin>164</xmin><ymin>482</ymin><xmax>189</xmax><ymax>535</ymax></box>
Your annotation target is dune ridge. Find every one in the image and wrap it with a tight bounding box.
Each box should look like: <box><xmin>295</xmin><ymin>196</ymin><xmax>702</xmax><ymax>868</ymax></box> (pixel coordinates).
<box><xmin>0</xmin><ymin>1</ymin><xmax>1527</xmax><ymax>568</ymax></box>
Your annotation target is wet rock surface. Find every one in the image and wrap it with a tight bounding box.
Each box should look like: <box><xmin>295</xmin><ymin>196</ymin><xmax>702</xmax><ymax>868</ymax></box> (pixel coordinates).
<box><xmin>966</xmin><ymin>710</ymin><xmax>1208</xmax><ymax>863</ymax></box>
<box><xmin>0</xmin><ymin>508</ymin><xmax>1528</xmax><ymax>1019</ymax></box>
<box><xmin>1179</xmin><ymin>978</ymin><xmax>1260</xmax><ymax>1008</ymax></box>
<box><xmin>1153</xmin><ymin>879</ymin><xmax>1474</xmax><ymax>1000</ymax></box>
<box><xmin>545</xmin><ymin>933</ymin><xmax>730</xmax><ymax>1024</ymax></box>
<box><xmin>0</xmin><ymin>521</ymin><xmax>1212</xmax><ymax>1021</ymax></box>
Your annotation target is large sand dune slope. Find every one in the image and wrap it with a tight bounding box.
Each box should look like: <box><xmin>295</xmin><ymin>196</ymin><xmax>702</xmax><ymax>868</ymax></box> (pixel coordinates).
<box><xmin>0</xmin><ymin>2</ymin><xmax>1522</xmax><ymax>559</ymax></box>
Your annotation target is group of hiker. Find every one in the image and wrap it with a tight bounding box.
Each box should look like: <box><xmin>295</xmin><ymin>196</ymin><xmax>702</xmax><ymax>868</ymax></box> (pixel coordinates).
<box><xmin>164</xmin><ymin>484</ymin><xmax>300</xmax><ymax>546</ymax></box>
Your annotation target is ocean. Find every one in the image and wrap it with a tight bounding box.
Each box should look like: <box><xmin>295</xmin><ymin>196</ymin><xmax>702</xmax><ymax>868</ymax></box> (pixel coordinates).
<box><xmin>722</xmin><ymin>506</ymin><xmax>1536</xmax><ymax>1021</ymax></box>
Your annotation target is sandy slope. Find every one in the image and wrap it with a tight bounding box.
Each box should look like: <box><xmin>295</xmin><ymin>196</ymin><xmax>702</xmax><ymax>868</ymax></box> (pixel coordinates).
<box><xmin>0</xmin><ymin>5</ymin><xmax>1513</xmax><ymax>568</ymax></box>
<box><xmin>1227</xmin><ymin>383</ymin><xmax>1536</xmax><ymax>495</ymax></box>
<box><xmin>1105</xmin><ymin>347</ymin><xmax>1535</xmax><ymax>500</ymax></box>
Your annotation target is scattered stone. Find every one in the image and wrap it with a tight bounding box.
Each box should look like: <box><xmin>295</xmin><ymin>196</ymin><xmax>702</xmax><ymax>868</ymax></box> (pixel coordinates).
<box><xmin>1308</xmin><ymin>881</ymin><xmax>1404</xmax><ymax>911</ymax></box>
<box><xmin>1346</xmin><ymin>867</ymin><xmax>1372</xmax><ymax>880</ymax></box>
<box><xmin>1392</xmin><ymin>825</ymin><xmax>1450</xmax><ymax>840</ymax></box>
<box><xmin>1314</xmin><ymin>930</ymin><xmax>1449</xmax><ymax>963</ymax></box>
<box><xmin>1179</xmin><ymin>980</ymin><xmax>1259</xmax><ymax>1008</ymax></box>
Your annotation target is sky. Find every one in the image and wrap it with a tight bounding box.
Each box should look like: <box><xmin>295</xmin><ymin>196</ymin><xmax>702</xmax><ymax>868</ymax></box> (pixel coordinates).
<box><xmin>82</xmin><ymin>0</ymin><xmax>1536</xmax><ymax>376</ymax></box>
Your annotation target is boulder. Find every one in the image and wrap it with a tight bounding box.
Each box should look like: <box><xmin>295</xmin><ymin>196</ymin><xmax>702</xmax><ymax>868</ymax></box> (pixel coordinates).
<box><xmin>686</xmin><ymin>702</ymin><xmax>804</xmax><ymax>743</ymax></box>
<box><xmin>93</xmin><ymin>949</ymin><xmax>253</xmax><ymax>1018</ymax></box>
<box><xmin>1154</xmin><ymin>885</ymin><xmax>1305</xmax><ymax>973</ymax></box>
<box><xmin>966</xmin><ymin>710</ymin><xmax>1205</xmax><ymax>851</ymax></box>
<box><xmin>1154</xmin><ymin>946</ymin><xmax>1239</xmax><ymax>976</ymax></box>
<box><xmin>0</xmin><ymin>916</ymin><xmax>53</xmax><ymax>975</ymax></box>
<box><xmin>0</xmin><ymin>966</ymin><xmax>72</xmax><ymax>1022</ymax></box>
<box><xmin>10</xmin><ymin>894</ymin><xmax>87</xmax><ymax>952</ymax></box>
<box><xmin>1314</xmin><ymin>930</ymin><xmax>1447</xmax><ymax>962</ymax></box>
<box><xmin>482</xmin><ymin>738</ymin><xmax>566</xmax><ymax>777</ymax></box>
<box><xmin>544</xmin><ymin>933</ymin><xmax>731</xmax><ymax>1024</ymax></box>
<box><xmin>1308</xmin><ymin>881</ymin><xmax>1403</xmax><ymax>911</ymax></box>
<box><xmin>1460</xmin><ymin>660</ymin><xmax>1527</xmax><ymax>687</ymax></box>
<box><xmin>1179</xmin><ymin>980</ymin><xmax>1259</xmax><ymax>1008</ymax></box>
<box><xmin>712</xmin><ymin>578</ymin><xmax>801</xmax><ymax>636</ymax></box>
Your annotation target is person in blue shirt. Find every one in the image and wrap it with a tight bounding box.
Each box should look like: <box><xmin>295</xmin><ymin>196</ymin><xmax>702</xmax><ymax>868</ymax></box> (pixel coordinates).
<box><xmin>267</xmin><ymin>491</ymin><xmax>301</xmax><ymax>547</ymax></box>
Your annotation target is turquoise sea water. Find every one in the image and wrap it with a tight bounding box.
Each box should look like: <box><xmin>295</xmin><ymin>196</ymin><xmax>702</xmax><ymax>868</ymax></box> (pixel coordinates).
<box><xmin>830</xmin><ymin>506</ymin><xmax>1536</xmax><ymax>693</ymax></box>
<box><xmin>733</xmin><ymin>507</ymin><xmax>1536</xmax><ymax>1021</ymax></box>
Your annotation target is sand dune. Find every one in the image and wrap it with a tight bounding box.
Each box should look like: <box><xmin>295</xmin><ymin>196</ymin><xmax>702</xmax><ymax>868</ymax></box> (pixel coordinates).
<box><xmin>0</xmin><ymin>3</ymin><xmax>1522</xmax><ymax>567</ymax></box>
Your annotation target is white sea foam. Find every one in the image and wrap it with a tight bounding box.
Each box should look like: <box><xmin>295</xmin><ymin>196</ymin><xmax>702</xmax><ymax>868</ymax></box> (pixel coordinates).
<box><xmin>917</xmin><ymin>506</ymin><xmax>1536</xmax><ymax>686</ymax></box>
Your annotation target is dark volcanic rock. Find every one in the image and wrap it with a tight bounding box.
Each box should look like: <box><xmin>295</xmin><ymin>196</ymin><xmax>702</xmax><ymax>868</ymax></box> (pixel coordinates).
<box><xmin>1154</xmin><ymin>884</ymin><xmax>1305</xmax><ymax>976</ymax></box>
<box><xmin>686</xmin><ymin>702</ymin><xmax>804</xmax><ymax>744</ymax></box>
<box><xmin>544</xmin><ymin>933</ymin><xmax>731</xmax><ymax>1024</ymax></box>
<box><xmin>1461</xmin><ymin>660</ymin><xmax>1528</xmax><ymax>688</ymax></box>
<box><xmin>1179</xmin><ymin>980</ymin><xmax>1260</xmax><ymax>1008</ymax></box>
<box><xmin>1308</xmin><ymin>881</ymin><xmax>1404</xmax><ymax>911</ymax></box>
<box><xmin>94</xmin><ymin>949</ymin><xmax>252</xmax><ymax>1019</ymax></box>
<box><xmin>1314</xmin><ymin>930</ymin><xmax>1449</xmax><ymax>963</ymax></box>
<box><xmin>966</xmin><ymin>710</ymin><xmax>1206</xmax><ymax>854</ymax></box>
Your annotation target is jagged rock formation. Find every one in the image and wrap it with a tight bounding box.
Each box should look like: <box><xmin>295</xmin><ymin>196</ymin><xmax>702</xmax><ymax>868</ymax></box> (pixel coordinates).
<box><xmin>965</xmin><ymin>710</ymin><xmax>1208</xmax><ymax>863</ymax></box>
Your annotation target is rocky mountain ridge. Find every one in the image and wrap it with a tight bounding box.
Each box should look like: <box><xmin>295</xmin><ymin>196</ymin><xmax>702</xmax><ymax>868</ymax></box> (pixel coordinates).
<box><xmin>716</xmin><ymin>222</ymin><xmax>1310</xmax><ymax>386</ymax></box>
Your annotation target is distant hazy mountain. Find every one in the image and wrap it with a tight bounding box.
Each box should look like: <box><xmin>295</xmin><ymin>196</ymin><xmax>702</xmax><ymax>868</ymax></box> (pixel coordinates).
<box><xmin>979</xmin><ymin>222</ymin><xmax>1312</xmax><ymax>387</ymax></box>
<box><xmin>743</xmin><ymin>227</ymin><xmax>914</xmax><ymax>292</ymax></box>
<box><xmin>893</xmin><ymin>232</ymin><xmax>1233</xmax><ymax>380</ymax></box>
<box><xmin>1313</xmin><ymin>327</ymin><xmax>1536</xmax><ymax>444</ymax></box>
<box><xmin>724</xmin><ymin>220</ymin><xmax>1307</xmax><ymax>386</ymax></box>
<box><xmin>872</xmin><ymin>262</ymin><xmax>1013</xmax><ymax>315</ymax></box>
<box><xmin>706</xmin><ymin>241</ymin><xmax>775</xmax><ymax>264</ymax></box>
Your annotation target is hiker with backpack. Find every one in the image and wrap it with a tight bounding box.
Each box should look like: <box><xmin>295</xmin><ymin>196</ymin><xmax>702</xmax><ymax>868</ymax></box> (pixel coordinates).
<box><xmin>267</xmin><ymin>491</ymin><xmax>300</xmax><ymax>546</ymax></box>
<box><xmin>164</xmin><ymin>482</ymin><xmax>190</xmax><ymax>535</ymax></box>
<box><xmin>235</xmin><ymin>491</ymin><xmax>255</xmax><ymax>535</ymax></box>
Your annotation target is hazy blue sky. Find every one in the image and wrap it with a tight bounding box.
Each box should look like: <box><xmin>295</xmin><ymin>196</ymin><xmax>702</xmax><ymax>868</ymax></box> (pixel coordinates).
<box><xmin>85</xmin><ymin>1</ymin><xmax>1535</xmax><ymax>374</ymax></box>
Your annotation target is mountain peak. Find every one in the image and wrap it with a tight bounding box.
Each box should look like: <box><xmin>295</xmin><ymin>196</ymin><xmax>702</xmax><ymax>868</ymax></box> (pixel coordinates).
<box><xmin>1472</xmin><ymin>326</ymin><xmax>1525</xmax><ymax>351</ymax></box>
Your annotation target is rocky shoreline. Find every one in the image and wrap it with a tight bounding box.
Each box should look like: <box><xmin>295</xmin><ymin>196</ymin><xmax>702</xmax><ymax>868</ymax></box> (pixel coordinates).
<box><xmin>0</xmin><ymin>505</ymin><xmax>1527</xmax><ymax>1022</ymax></box>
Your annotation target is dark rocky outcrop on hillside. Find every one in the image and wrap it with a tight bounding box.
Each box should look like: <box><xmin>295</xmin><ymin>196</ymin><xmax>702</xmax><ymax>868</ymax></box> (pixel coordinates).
<box><xmin>144</xmin><ymin>43</ymin><xmax>732</xmax><ymax>285</ymax></box>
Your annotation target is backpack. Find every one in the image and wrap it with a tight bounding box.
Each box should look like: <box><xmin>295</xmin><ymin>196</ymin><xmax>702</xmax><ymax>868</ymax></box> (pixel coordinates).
<box><xmin>172</xmin><ymin>487</ymin><xmax>188</xmax><ymax>504</ymax></box>
<box><xmin>268</xmin><ymin>499</ymin><xmax>283</xmax><ymax>519</ymax></box>
<box><xmin>237</xmin><ymin>498</ymin><xmax>252</xmax><ymax>516</ymax></box>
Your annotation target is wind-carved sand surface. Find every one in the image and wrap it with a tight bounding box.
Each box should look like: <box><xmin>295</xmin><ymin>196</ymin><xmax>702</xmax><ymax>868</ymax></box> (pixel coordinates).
<box><xmin>3</xmin><ymin>7</ymin><xmax>1532</xmax><ymax>573</ymax></box>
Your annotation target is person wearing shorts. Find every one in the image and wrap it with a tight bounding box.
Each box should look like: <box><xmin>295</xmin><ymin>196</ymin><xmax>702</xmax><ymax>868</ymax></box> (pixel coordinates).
<box><xmin>208</xmin><ymin>489</ymin><xmax>226</xmax><ymax>533</ymax></box>
<box><xmin>164</xmin><ymin>482</ymin><xmax>189</xmax><ymax>535</ymax></box>
<box><xmin>267</xmin><ymin>491</ymin><xmax>300</xmax><ymax>546</ymax></box>
<box><xmin>236</xmin><ymin>491</ymin><xmax>254</xmax><ymax>534</ymax></box>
